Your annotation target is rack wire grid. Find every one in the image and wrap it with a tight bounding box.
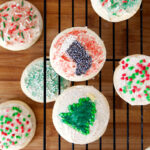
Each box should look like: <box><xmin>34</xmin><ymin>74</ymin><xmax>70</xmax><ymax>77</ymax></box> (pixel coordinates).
<box><xmin>43</xmin><ymin>0</ymin><xmax>144</xmax><ymax>150</ymax></box>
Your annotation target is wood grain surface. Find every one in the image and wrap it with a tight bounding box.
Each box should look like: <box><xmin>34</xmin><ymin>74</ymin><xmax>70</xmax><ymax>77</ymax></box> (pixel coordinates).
<box><xmin>0</xmin><ymin>0</ymin><xmax>150</xmax><ymax>150</ymax></box>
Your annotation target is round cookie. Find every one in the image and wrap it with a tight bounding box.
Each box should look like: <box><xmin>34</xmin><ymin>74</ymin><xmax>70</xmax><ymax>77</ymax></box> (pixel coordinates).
<box><xmin>114</xmin><ymin>54</ymin><xmax>150</xmax><ymax>106</ymax></box>
<box><xmin>90</xmin><ymin>0</ymin><xmax>142</xmax><ymax>22</ymax></box>
<box><xmin>21</xmin><ymin>57</ymin><xmax>70</xmax><ymax>103</ymax></box>
<box><xmin>0</xmin><ymin>100</ymin><xmax>36</xmax><ymax>150</ymax></box>
<box><xmin>50</xmin><ymin>27</ymin><xmax>106</xmax><ymax>82</ymax></box>
<box><xmin>53</xmin><ymin>85</ymin><xmax>110</xmax><ymax>144</ymax></box>
<box><xmin>0</xmin><ymin>0</ymin><xmax>43</xmax><ymax>51</ymax></box>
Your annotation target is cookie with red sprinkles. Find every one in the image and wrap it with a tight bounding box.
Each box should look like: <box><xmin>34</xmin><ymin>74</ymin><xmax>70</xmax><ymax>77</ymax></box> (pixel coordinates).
<box><xmin>0</xmin><ymin>0</ymin><xmax>43</xmax><ymax>51</ymax></box>
<box><xmin>50</xmin><ymin>27</ymin><xmax>106</xmax><ymax>82</ymax></box>
<box><xmin>114</xmin><ymin>55</ymin><xmax>150</xmax><ymax>105</ymax></box>
<box><xmin>90</xmin><ymin>0</ymin><xmax>142</xmax><ymax>22</ymax></box>
<box><xmin>0</xmin><ymin>100</ymin><xmax>36</xmax><ymax>150</ymax></box>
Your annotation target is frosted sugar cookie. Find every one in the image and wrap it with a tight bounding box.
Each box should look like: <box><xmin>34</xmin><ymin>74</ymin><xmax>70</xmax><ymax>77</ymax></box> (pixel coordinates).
<box><xmin>0</xmin><ymin>0</ymin><xmax>43</xmax><ymax>51</ymax></box>
<box><xmin>21</xmin><ymin>57</ymin><xmax>70</xmax><ymax>103</ymax></box>
<box><xmin>50</xmin><ymin>27</ymin><xmax>106</xmax><ymax>82</ymax></box>
<box><xmin>90</xmin><ymin>0</ymin><xmax>142</xmax><ymax>22</ymax></box>
<box><xmin>114</xmin><ymin>55</ymin><xmax>150</xmax><ymax>105</ymax></box>
<box><xmin>0</xmin><ymin>100</ymin><xmax>36</xmax><ymax>150</ymax></box>
<box><xmin>53</xmin><ymin>86</ymin><xmax>110</xmax><ymax>144</ymax></box>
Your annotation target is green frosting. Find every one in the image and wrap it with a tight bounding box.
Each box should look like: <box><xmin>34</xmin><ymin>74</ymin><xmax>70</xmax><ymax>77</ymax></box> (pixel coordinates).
<box><xmin>100</xmin><ymin>0</ymin><xmax>140</xmax><ymax>16</ymax></box>
<box><xmin>24</xmin><ymin>59</ymin><xmax>70</xmax><ymax>101</ymax></box>
<box><xmin>59</xmin><ymin>97</ymin><xmax>97</xmax><ymax>135</ymax></box>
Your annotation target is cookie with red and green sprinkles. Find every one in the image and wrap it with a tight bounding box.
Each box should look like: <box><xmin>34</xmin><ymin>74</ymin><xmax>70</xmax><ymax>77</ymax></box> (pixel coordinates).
<box><xmin>50</xmin><ymin>27</ymin><xmax>106</xmax><ymax>82</ymax></box>
<box><xmin>114</xmin><ymin>55</ymin><xmax>150</xmax><ymax>105</ymax></box>
<box><xmin>0</xmin><ymin>100</ymin><xmax>36</xmax><ymax>150</ymax></box>
<box><xmin>90</xmin><ymin>0</ymin><xmax>142</xmax><ymax>22</ymax></box>
<box><xmin>0</xmin><ymin>0</ymin><xmax>43</xmax><ymax>51</ymax></box>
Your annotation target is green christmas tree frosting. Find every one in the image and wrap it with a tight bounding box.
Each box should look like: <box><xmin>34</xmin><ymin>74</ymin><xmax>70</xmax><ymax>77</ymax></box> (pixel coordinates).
<box><xmin>59</xmin><ymin>97</ymin><xmax>97</xmax><ymax>135</ymax></box>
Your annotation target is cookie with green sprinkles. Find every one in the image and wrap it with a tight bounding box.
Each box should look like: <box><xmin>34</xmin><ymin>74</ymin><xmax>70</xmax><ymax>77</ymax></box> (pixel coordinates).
<box><xmin>53</xmin><ymin>86</ymin><xmax>110</xmax><ymax>144</ymax></box>
<box><xmin>21</xmin><ymin>57</ymin><xmax>70</xmax><ymax>103</ymax></box>
<box><xmin>0</xmin><ymin>0</ymin><xmax>43</xmax><ymax>51</ymax></box>
<box><xmin>90</xmin><ymin>0</ymin><xmax>142</xmax><ymax>22</ymax></box>
<box><xmin>0</xmin><ymin>100</ymin><xmax>36</xmax><ymax>150</ymax></box>
<box><xmin>114</xmin><ymin>54</ymin><xmax>150</xmax><ymax>105</ymax></box>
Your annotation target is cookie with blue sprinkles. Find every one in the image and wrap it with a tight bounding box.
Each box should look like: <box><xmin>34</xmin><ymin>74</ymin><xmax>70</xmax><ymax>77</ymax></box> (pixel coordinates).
<box><xmin>50</xmin><ymin>27</ymin><xmax>106</xmax><ymax>82</ymax></box>
<box><xmin>21</xmin><ymin>57</ymin><xmax>70</xmax><ymax>103</ymax></box>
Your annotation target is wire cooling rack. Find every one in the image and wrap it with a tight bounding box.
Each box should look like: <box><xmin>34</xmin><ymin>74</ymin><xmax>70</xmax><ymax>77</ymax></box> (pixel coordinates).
<box><xmin>43</xmin><ymin>0</ymin><xmax>144</xmax><ymax>150</ymax></box>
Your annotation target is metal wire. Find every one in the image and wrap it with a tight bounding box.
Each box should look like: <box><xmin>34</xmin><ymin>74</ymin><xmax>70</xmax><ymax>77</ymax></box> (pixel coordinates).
<box><xmin>43</xmin><ymin>0</ymin><xmax>47</xmax><ymax>149</ymax></box>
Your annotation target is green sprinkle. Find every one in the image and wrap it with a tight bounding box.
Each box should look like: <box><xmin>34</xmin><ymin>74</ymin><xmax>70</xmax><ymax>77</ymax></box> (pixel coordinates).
<box><xmin>15</xmin><ymin>141</ymin><xmax>18</xmax><ymax>144</ymax></box>
<box><xmin>0</xmin><ymin>9</ymin><xmax>4</xmax><ymax>13</ymax></box>
<box><xmin>18</xmin><ymin>32</ymin><xmax>20</xmax><ymax>36</ymax></box>
<box><xmin>25</xmin><ymin>133</ymin><xmax>29</xmax><ymax>137</ymax></box>
<box><xmin>12</xmin><ymin>17</ymin><xmax>14</xmax><ymax>22</ymax></box>
<box><xmin>15</xmin><ymin>126</ymin><xmax>18</xmax><ymax>130</ymax></box>
<box><xmin>12</xmin><ymin>112</ymin><xmax>18</xmax><ymax>117</ymax></box>
<box><xmin>0</xmin><ymin>115</ymin><xmax>4</xmax><ymax>121</ymax></box>
<box><xmin>1</xmin><ymin>30</ymin><xmax>4</xmax><ymax>41</ymax></box>
<box><xmin>129</xmin><ymin>90</ymin><xmax>133</xmax><ymax>94</ymax></box>
<box><xmin>28</xmin><ymin>114</ymin><xmax>31</xmax><ymax>118</ymax></box>
<box><xmin>139</xmin><ymin>59</ymin><xmax>143</xmax><ymax>63</ymax></box>
<box><xmin>146</xmin><ymin>87</ymin><xmax>150</xmax><ymax>91</ymax></box>
<box><xmin>16</xmin><ymin>135</ymin><xmax>21</xmax><ymax>139</ymax></box>
<box><xmin>12</xmin><ymin>107</ymin><xmax>22</xmax><ymax>113</ymax></box>
<box><xmin>23</xmin><ymin>118</ymin><xmax>26</xmax><ymax>122</ymax></box>
<box><xmin>135</xmin><ymin>72</ymin><xmax>139</xmax><ymax>76</ymax></box>
<box><xmin>3</xmin><ymin>22</ymin><xmax>5</xmax><ymax>28</ymax></box>
<box><xmin>7</xmin><ymin>36</ymin><xmax>10</xmax><ymax>40</ymax></box>
<box><xmin>141</xmin><ymin>74</ymin><xmax>145</xmax><ymax>78</ymax></box>
<box><xmin>112</xmin><ymin>13</ymin><xmax>117</xmax><ymax>16</ymax></box>
<box><xmin>128</xmin><ymin>66</ymin><xmax>134</xmax><ymax>70</ymax></box>
<box><xmin>123</xmin><ymin>89</ymin><xmax>127</xmax><ymax>93</ymax></box>
<box><xmin>29</xmin><ymin>16</ymin><xmax>32</xmax><ymax>21</ymax></box>
<box><xmin>2</xmin><ymin>137</ymin><xmax>5</xmax><ymax>140</ymax></box>
<box><xmin>21</xmin><ymin>32</ymin><xmax>24</xmax><ymax>39</ymax></box>
<box><xmin>11</xmin><ymin>136</ymin><xmax>14</xmax><ymax>139</ymax></box>
<box><xmin>6</xmin><ymin>8</ymin><xmax>10</xmax><ymax>11</ymax></box>
<box><xmin>16</xmin><ymin>18</ymin><xmax>20</xmax><ymax>22</ymax></box>
<box><xmin>2</xmin><ymin>16</ymin><xmax>7</xmax><ymax>20</ymax></box>
<box><xmin>126</xmin><ymin>58</ymin><xmax>130</xmax><ymax>62</ymax></box>
<box><xmin>21</xmin><ymin>0</ymin><xmax>24</xmax><ymax>7</ymax></box>
<box><xmin>33</xmin><ymin>15</ymin><xmax>37</xmax><ymax>18</ymax></box>
<box><xmin>136</xmin><ymin>80</ymin><xmax>140</xmax><ymax>84</ymax></box>
<box><xmin>146</xmin><ymin>96</ymin><xmax>150</xmax><ymax>101</ymax></box>
<box><xmin>30</xmin><ymin>8</ymin><xmax>33</xmax><ymax>11</ymax></box>
<box><xmin>146</xmin><ymin>66</ymin><xmax>149</xmax><ymax>70</ymax></box>
<box><xmin>111</xmin><ymin>2</ymin><xmax>119</xmax><ymax>9</ymax></box>
<box><xmin>31</xmin><ymin>26</ymin><xmax>35</xmax><ymax>29</ymax></box>
<box><xmin>142</xmin><ymin>70</ymin><xmax>146</xmax><ymax>74</ymax></box>
<box><xmin>127</xmin><ymin>81</ymin><xmax>132</xmax><ymax>86</ymax></box>
<box><xmin>131</xmin><ymin>98</ymin><xmax>135</xmax><ymax>101</ymax></box>
<box><xmin>140</xmin><ymin>82</ymin><xmax>143</xmax><ymax>85</ymax></box>
<box><xmin>16</xmin><ymin>25</ymin><xmax>19</xmax><ymax>29</ymax></box>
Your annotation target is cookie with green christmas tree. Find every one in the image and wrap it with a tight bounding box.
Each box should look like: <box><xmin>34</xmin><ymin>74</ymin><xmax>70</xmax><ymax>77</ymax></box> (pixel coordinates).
<box><xmin>0</xmin><ymin>100</ymin><xmax>36</xmax><ymax>150</ymax></box>
<box><xmin>53</xmin><ymin>86</ymin><xmax>110</xmax><ymax>144</ymax></box>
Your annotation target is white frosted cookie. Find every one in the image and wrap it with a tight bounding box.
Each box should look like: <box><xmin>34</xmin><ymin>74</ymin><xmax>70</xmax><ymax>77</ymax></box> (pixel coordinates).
<box><xmin>21</xmin><ymin>57</ymin><xmax>70</xmax><ymax>103</ymax></box>
<box><xmin>50</xmin><ymin>27</ymin><xmax>106</xmax><ymax>82</ymax></box>
<box><xmin>0</xmin><ymin>0</ymin><xmax>43</xmax><ymax>51</ymax></box>
<box><xmin>146</xmin><ymin>147</ymin><xmax>150</xmax><ymax>150</ymax></box>
<box><xmin>0</xmin><ymin>100</ymin><xmax>36</xmax><ymax>150</ymax></box>
<box><xmin>114</xmin><ymin>54</ymin><xmax>150</xmax><ymax>106</ymax></box>
<box><xmin>53</xmin><ymin>86</ymin><xmax>110</xmax><ymax>144</ymax></box>
<box><xmin>90</xmin><ymin>0</ymin><xmax>142</xmax><ymax>22</ymax></box>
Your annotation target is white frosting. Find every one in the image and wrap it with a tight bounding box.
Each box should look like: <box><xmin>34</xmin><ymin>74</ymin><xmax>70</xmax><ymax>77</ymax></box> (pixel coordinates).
<box><xmin>114</xmin><ymin>55</ymin><xmax>150</xmax><ymax>106</ymax></box>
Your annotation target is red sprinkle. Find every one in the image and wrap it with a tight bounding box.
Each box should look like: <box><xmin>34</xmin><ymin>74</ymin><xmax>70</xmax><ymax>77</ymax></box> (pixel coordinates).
<box><xmin>138</xmin><ymin>94</ymin><xmax>142</xmax><ymax>98</ymax></box>
<box><xmin>119</xmin><ymin>88</ymin><xmax>123</xmax><ymax>92</ymax></box>
<box><xmin>121</xmin><ymin>60</ymin><xmax>125</xmax><ymax>64</ymax></box>
<box><xmin>5</xmin><ymin>127</ymin><xmax>9</xmax><ymax>130</ymax></box>
<box><xmin>26</xmin><ymin>121</ymin><xmax>29</xmax><ymax>125</ymax></box>
<box><xmin>28</xmin><ymin>129</ymin><xmax>31</xmax><ymax>132</ymax></box>
<box><xmin>122</xmin><ymin>73</ymin><xmax>126</xmax><ymax>76</ymax></box>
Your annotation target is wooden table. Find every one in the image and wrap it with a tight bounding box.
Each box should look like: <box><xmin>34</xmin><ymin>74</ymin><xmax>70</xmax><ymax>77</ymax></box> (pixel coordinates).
<box><xmin>0</xmin><ymin>0</ymin><xmax>150</xmax><ymax>149</ymax></box>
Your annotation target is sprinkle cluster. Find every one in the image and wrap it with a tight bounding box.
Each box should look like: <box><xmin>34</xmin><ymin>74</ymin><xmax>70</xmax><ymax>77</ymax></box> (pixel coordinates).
<box><xmin>59</xmin><ymin>97</ymin><xmax>97</xmax><ymax>135</ymax></box>
<box><xmin>0</xmin><ymin>106</ymin><xmax>32</xmax><ymax>149</ymax></box>
<box><xmin>24</xmin><ymin>60</ymin><xmax>70</xmax><ymax>101</ymax></box>
<box><xmin>100</xmin><ymin>0</ymin><xmax>140</xmax><ymax>16</ymax></box>
<box><xmin>0</xmin><ymin>0</ymin><xmax>38</xmax><ymax>44</ymax></box>
<box><xmin>118</xmin><ymin>57</ymin><xmax>150</xmax><ymax>102</ymax></box>
<box><xmin>67</xmin><ymin>40</ymin><xmax>92</xmax><ymax>76</ymax></box>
